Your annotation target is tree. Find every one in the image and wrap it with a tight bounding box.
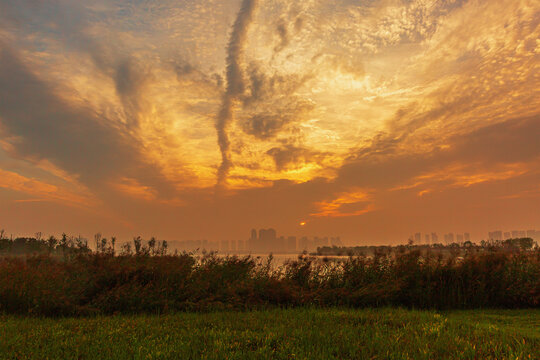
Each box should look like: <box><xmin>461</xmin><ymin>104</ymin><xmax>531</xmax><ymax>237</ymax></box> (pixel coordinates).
<box><xmin>133</xmin><ymin>236</ymin><xmax>142</xmax><ymax>255</ymax></box>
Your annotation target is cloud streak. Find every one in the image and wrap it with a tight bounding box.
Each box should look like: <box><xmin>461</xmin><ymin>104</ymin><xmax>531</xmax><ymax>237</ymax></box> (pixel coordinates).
<box><xmin>215</xmin><ymin>0</ymin><xmax>258</xmax><ymax>187</ymax></box>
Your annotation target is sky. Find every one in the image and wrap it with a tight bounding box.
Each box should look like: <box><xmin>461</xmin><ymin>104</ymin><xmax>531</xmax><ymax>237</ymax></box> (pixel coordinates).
<box><xmin>0</xmin><ymin>0</ymin><xmax>538</xmax><ymax>244</ymax></box>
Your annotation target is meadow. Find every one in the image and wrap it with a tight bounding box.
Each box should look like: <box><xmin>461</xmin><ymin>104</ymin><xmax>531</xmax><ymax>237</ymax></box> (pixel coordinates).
<box><xmin>0</xmin><ymin>308</ymin><xmax>539</xmax><ymax>359</ymax></box>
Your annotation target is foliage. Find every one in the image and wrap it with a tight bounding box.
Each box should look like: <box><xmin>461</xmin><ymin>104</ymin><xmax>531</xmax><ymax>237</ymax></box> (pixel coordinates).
<box><xmin>0</xmin><ymin>232</ymin><xmax>538</xmax><ymax>316</ymax></box>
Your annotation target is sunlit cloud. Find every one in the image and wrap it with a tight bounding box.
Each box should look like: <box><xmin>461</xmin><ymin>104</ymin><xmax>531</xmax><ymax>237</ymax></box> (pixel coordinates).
<box><xmin>0</xmin><ymin>169</ymin><xmax>97</xmax><ymax>208</ymax></box>
<box><xmin>311</xmin><ymin>189</ymin><xmax>374</xmax><ymax>218</ymax></box>
<box><xmin>0</xmin><ymin>0</ymin><xmax>538</xmax><ymax>241</ymax></box>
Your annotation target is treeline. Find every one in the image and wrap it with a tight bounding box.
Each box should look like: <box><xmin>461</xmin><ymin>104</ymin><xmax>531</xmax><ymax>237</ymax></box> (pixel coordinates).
<box><xmin>0</xmin><ymin>231</ymin><xmax>90</xmax><ymax>256</ymax></box>
<box><xmin>316</xmin><ymin>238</ymin><xmax>538</xmax><ymax>256</ymax></box>
<box><xmin>0</xmin><ymin>230</ymin><xmax>168</xmax><ymax>257</ymax></box>
<box><xmin>0</xmin><ymin>237</ymin><xmax>538</xmax><ymax>316</ymax></box>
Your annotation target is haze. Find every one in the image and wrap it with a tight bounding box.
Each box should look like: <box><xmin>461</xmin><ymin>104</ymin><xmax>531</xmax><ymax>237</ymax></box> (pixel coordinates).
<box><xmin>0</xmin><ymin>0</ymin><xmax>538</xmax><ymax>244</ymax></box>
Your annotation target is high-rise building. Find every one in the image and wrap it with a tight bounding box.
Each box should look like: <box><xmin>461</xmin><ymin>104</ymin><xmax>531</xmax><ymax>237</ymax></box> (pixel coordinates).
<box><xmin>220</xmin><ymin>240</ymin><xmax>229</xmax><ymax>253</ymax></box>
<box><xmin>504</xmin><ymin>232</ymin><xmax>511</xmax><ymax>240</ymax></box>
<box><xmin>249</xmin><ymin>229</ymin><xmax>258</xmax><ymax>251</ymax></box>
<box><xmin>431</xmin><ymin>233</ymin><xmax>438</xmax><ymax>244</ymax></box>
<box><xmin>464</xmin><ymin>233</ymin><xmax>471</xmax><ymax>242</ymax></box>
<box><xmin>425</xmin><ymin>234</ymin><xmax>430</xmax><ymax>244</ymax></box>
<box><xmin>414</xmin><ymin>233</ymin><xmax>421</xmax><ymax>244</ymax></box>
<box><xmin>488</xmin><ymin>231</ymin><xmax>503</xmax><ymax>241</ymax></box>
<box><xmin>526</xmin><ymin>230</ymin><xmax>536</xmax><ymax>239</ymax></box>
<box><xmin>322</xmin><ymin>237</ymin><xmax>329</xmax><ymax>247</ymax></box>
<box><xmin>287</xmin><ymin>236</ymin><xmax>297</xmax><ymax>253</ymax></box>
<box><xmin>299</xmin><ymin>236</ymin><xmax>309</xmax><ymax>251</ymax></box>
<box><xmin>256</xmin><ymin>228</ymin><xmax>277</xmax><ymax>252</ymax></box>
<box><xmin>236</xmin><ymin>239</ymin><xmax>245</xmax><ymax>252</ymax></box>
<box><xmin>456</xmin><ymin>234</ymin><xmax>463</xmax><ymax>243</ymax></box>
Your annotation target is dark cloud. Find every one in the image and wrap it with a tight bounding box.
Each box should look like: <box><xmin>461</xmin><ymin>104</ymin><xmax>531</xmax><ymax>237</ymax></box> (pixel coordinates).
<box><xmin>0</xmin><ymin>0</ymin><xmax>113</xmax><ymax>70</ymax></box>
<box><xmin>0</xmin><ymin>45</ymin><xmax>174</xmax><ymax>196</ymax></box>
<box><xmin>338</xmin><ymin>114</ymin><xmax>540</xmax><ymax>190</ymax></box>
<box><xmin>173</xmin><ymin>60</ymin><xmax>223</xmax><ymax>89</ymax></box>
<box><xmin>450</xmin><ymin>115</ymin><xmax>540</xmax><ymax>164</ymax></box>
<box><xmin>215</xmin><ymin>0</ymin><xmax>259</xmax><ymax>187</ymax></box>
<box><xmin>266</xmin><ymin>145</ymin><xmax>324</xmax><ymax>171</ymax></box>
<box><xmin>294</xmin><ymin>17</ymin><xmax>304</xmax><ymax>32</ymax></box>
<box><xmin>243</xmin><ymin>63</ymin><xmax>309</xmax><ymax>105</ymax></box>
<box><xmin>274</xmin><ymin>18</ymin><xmax>289</xmax><ymax>53</ymax></box>
<box><xmin>242</xmin><ymin>100</ymin><xmax>313</xmax><ymax>140</ymax></box>
<box><xmin>174</xmin><ymin>61</ymin><xmax>196</xmax><ymax>77</ymax></box>
<box><xmin>1</xmin><ymin>0</ymin><xmax>154</xmax><ymax>134</ymax></box>
<box><xmin>114</xmin><ymin>59</ymin><xmax>150</xmax><ymax>128</ymax></box>
<box><xmin>244</xmin><ymin>114</ymin><xmax>290</xmax><ymax>140</ymax></box>
<box><xmin>240</xmin><ymin>63</ymin><xmax>313</xmax><ymax>140</ymax></box>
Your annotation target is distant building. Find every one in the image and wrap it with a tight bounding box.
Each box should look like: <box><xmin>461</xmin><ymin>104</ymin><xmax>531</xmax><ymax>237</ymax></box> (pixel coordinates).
<box><xmin>431</xmin><ymin>233</ymin><xmax>438</xmax><ymax>244</ymax></box>
<box><xmin>299</xmin><ymin>236</ymin><xmax>309</xmax><ymax>251</ymax></box>
<box><xmin>254</xmin><ymin>228</ymin><xmax>276</xmax><ymax>252</ymax></box>
<box><xmin>488</xmin><ymin>231</ymin><xmax>503</xmax><ymax>242</ymax></box>
<box><xmin>287</xmin><ymin>236</ymin><xmax>297</xmax><ymax>253</ymax></box>
<box><xmin>220</xmin><ymin>240</ymin><xmax>229</xmax><ymax>253</ymax></box>
<box><xmin>246</xmin><ymin>229</ymin><xmax>342</xmax><ymax>253</ymax></box>
<box><xmin>464</xmin><ymin>233</ymin><xmax>470</xmax><ymax>242</ymax></box>
<box><xmin>237</xmin><ymin>239</ymin><xmax>245</xmax><ymax>252</ymax></box>
<box><xmin>456</xmin><ymin>234</ymin><xmax>463</xmax><ymax>243</ymax></box>
<box><xmin>414</xmin><ymin>233</ymin><xmax>421</xmax><ymax>244</ymax></box>
<box><xmin>425</xmin><ymin>234</ymin><xmax>430</xmax><ymax>244</ymax></box>
<box><xmin>322</xmin><ymin>237</ymin><xmax>329</xmax><ymax>247</ymax></box>
<box><xmin>504</xmin><ymin>232</ymin><xmax>511</xmax><ymax>240</ymax></box>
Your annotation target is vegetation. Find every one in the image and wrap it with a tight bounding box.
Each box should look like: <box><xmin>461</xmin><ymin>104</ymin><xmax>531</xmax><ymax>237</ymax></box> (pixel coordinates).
<box><xmin>315</xmin><ymin>237</ymin><xmax>538</xmax><ymax>257</ymax></box>
<box><xmin>0</xmin><ymin>231</ymin><xmax>538</xmax><ymax>316</ymax></box>
<box><xmin>0</xmin><ymin>308</ymin><xmax>538</xmax><ymax>359</ymax></box>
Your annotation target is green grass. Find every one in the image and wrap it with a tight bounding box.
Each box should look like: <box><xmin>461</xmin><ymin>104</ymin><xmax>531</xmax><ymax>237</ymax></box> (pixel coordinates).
<box><xmin>0</xmin><ymin>308</ymin><xmax>538</xmax><ymax>359</ymax></box>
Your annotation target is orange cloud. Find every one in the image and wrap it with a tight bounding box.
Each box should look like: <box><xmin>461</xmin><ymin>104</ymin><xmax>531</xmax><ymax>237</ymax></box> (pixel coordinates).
<box><xmin>311</xmin><ymin>189</ymin><xmax>374</xmax><ymax>218</ymax></box>
<box><xmin>112</xmin><ymin>177</ymin><xmax>158</xmax><ymax>202</ymax></box>
<box><xmin>0</xmin><ymin>168</ymin><xmax>96</xmax><ymax>207</ymax></box>
<box><xmin>392</xmin><ymin>163</ymin><xmax>530</xmax><ymax>194</ymax></box>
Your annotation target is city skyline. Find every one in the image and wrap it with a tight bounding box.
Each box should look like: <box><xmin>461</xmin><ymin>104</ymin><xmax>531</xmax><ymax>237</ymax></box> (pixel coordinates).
<box><xmin>124</xmin><ymin>227</ymin><xmax>540</xmax><ymax>253</ymax></box>
<box><xmin>0</xmin><ymin>0</ymin><xmax>538</xmax><ymax>243</ymax></box>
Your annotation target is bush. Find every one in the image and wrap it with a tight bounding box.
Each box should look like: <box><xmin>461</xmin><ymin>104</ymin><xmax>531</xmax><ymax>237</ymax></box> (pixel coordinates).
<box><xmin>0</xmin><ymin>247</ymin><xmax>538</xmax><ymax>316</ymax></box>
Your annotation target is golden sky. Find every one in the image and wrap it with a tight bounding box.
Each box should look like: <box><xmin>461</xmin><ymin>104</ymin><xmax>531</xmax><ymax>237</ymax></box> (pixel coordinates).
<box><xmin>0</xmin><ymin>0</ymin><xmax>539</xmax><ymax>243</ymax></box>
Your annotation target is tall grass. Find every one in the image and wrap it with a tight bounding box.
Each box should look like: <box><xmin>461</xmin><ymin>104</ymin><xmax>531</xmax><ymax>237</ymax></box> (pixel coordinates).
<box><xmin>0</xmin><ymin>241</ymin><xmax>538</xmax><ymax>316</ymax></box>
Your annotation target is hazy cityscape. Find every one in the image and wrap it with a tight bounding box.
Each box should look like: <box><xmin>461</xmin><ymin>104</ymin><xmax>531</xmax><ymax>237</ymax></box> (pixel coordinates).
<box><xmin>166</xmin><ymin>227</ymin><xmax>540</xmax><ymax>254</ymax></box>
<box><xmin>408</xmin><ymin>229</ymin><xmax>540</xmax><ymax>246</ymax></box>
<box><xmin>170</xmin><ymin>228</ymin><xmax>344</xmax><ymax>254</ymax></box>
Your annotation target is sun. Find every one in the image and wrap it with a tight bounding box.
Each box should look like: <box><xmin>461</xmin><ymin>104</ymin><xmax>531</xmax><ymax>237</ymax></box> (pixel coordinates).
<box><xmin>299</xmin><ymin>221</ymin><xmax>306</xmax><ymax>226</ymax></box>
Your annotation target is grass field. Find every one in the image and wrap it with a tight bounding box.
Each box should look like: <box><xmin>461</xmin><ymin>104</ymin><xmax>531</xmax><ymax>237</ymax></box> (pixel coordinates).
<box><xmin>0</xmin><ymin>308</ymin><xmax>538</xmax><ymax>359</ymax></box>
